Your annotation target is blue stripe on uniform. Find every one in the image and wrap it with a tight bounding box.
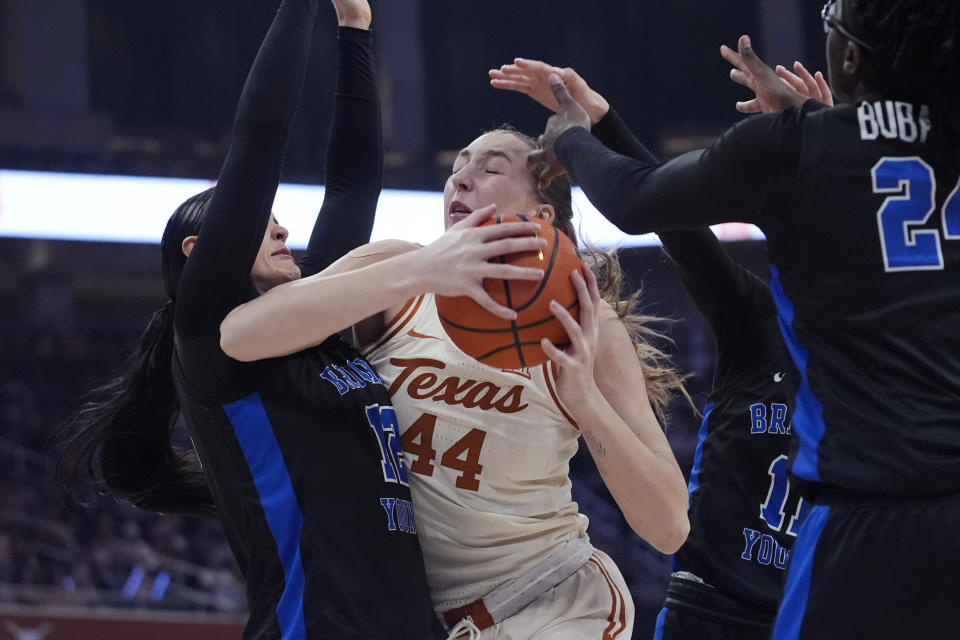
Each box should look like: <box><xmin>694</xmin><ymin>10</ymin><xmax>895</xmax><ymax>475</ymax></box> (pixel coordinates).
<box><xmin>767</xmin><ymin>265</ymin><xmax>827</xmax><ymax>482</ymax></box>
<box><xmin>653</xmin><ymin>606</ymin><xmax>668</xmax><ymax>640</ymax></box>
<box><xmin>223</xmin><ymin>393</ymin><xmax>307</xmax><ymax>639</ymax></box>
<box><xmin>771</xmin><ymin>504</ymin><xmax>831</xmax><ymax>640</ymax></box>
<box><xmin>686</xmin><ymin>402</ymin><xmax>714</xmax><ymax>496</ymax></box>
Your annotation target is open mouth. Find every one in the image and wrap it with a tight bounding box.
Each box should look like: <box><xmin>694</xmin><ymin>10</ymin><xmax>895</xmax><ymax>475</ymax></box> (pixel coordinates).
<box><xmin>449</xmin><ymin>200</ymin><xmax>473</xmax><ymax>221</ymax></box>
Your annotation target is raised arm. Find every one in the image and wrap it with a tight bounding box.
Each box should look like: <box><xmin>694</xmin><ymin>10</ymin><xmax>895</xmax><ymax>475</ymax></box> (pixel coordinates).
<box><xmin>540</xmin><ymin>268</ymin><xmax>689</xmax><ymax>553</ymax></box>
<box><xmin>491</xmin><ymin>60</ymin><xmax>766</xmax><ymax>330</ymax></box>
<box><xmin>589</xmin><ymin>109</ymin><xmax>768</xmax><ymax>337</ymax></box>
<box><xmin>176</xmin><ymin>0</ymin><xmax>320</xmax><ymax>345</ymax></box>
<box><xmin>220</xmin><ymin>206</ymin><xmax>548</xmax><ymax>361</ymax></box>
<box><xmin>299</xmin><ymin>1</ymin><xmax>383</xmax><ymax>277</ymax></box>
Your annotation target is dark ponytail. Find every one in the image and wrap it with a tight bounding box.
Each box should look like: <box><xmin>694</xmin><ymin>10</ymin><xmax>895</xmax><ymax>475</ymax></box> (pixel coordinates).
<box><xmin>53</xmin><ymin>189</ymin><xmax>217</xmax><ymax>517</ymax></box>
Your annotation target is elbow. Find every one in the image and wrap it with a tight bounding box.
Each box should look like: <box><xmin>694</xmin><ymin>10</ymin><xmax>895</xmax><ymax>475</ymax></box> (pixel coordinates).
<box><xmin>651</xmin><ymin>511</ymin><xmax>690</xmax><ymax>555</ymax></box>
<box><xmin>219</xmin><ymin>316</ymin><xmax>258</xmax><ymax>362</ymax></box>
<box><xmin>627</xmin><ymin>502</ymin><xmax>690</xmax><ymax>555</ymax></box>
<box><xmin>596</xmin><ymin>198</ymin><xmax>641</xmax><ymax>234</ymax></box>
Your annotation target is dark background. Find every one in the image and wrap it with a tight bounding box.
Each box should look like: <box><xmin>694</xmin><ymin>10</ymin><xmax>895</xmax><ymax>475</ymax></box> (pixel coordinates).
<box><xmin>0</xmin><ymin>0</ymin><xmax>825</xmax><ymax>636</ymax></box>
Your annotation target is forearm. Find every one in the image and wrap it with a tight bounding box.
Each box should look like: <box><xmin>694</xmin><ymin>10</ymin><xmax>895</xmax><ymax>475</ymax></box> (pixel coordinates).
<box><xmin>221</xmin><ymin>248</ymin><xmax>427</xmax><ymax>361</ymax></box>
<box><xmin>572</xmin><ymin>391</ymin><xmax>689</xmax><ymax>554</ymax></box>
<box><xmin>555</xmin><ymin>127</ymin><xmax>727</xmax><ymax>234</ymax></box>
<box><xmin>590</xmin><ymin>107</ymin><xmax>658</xmax><ymax>164</ymax></box>
<box><xmin>300</xmin><ymin>26</ymin><xmax>383</xmax><ymax>276</ymax></box>
<box><xmin>175</xmin><ymin>0</ymin><xmax>319</xmax><ymax>333</ymax></box>
<box><xmin>230</xmin><ymin>0</ymin><xmax>319</xmax><ymax>137</ymax></box>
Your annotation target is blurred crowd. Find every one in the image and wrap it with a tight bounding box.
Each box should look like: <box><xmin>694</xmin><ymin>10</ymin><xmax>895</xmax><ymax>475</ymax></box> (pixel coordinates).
<box><xmin>0</xmin><ymin>323</ymin><xmax>245</xmax><ymax>613</ymax></box>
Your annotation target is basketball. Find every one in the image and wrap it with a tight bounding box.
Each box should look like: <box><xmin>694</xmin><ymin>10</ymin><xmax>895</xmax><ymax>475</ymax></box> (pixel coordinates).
<box><xmin>436</xmin><ymin>214</ymin><xmax>582</xmax><ymax>369</ymax></box>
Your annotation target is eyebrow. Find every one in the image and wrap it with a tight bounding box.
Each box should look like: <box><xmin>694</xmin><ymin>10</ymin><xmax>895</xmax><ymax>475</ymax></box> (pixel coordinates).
<box><xmin>456</xmin><ymin>149</ymin><xmax>515</xmax><ymax>163</ymax></box>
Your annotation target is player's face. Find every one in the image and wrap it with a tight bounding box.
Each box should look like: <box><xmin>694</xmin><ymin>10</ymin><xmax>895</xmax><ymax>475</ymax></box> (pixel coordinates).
<box><xmin>443</xmin><ymin>132</ymin><xmax>544</xmax><ymax>231</ymax></box>
<box><xmin>251</xmin><ymin>216</ymin><xmax>301</xmax><ymax>293</ymax></box>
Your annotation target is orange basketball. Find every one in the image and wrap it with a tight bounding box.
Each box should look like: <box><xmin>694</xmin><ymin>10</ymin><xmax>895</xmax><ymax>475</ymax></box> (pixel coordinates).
<box><xmin>436</xmin><ymin>214</ymin><xmax>582</xmax><ymax>369</ymax></box>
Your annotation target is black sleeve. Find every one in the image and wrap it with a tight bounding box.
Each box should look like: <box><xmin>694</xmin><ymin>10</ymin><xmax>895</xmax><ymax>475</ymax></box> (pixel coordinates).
<box><xmin>589</xmin><ymin>107</ymin><xmax>772</xmax><ymax>351</ymax></box>
<box><xmin>590</xmin><ymin>106</ymin><xmax>658</xmax><ymax>164</ymax></box>
<box><xmin>174</xmin><ymin>0</ymin><xmax>318</xmax><ymax>386</ymax></box>
<box><xmin>298</xmin><ymin>27</ymin><xmax>382</xmax><ymax>278</ymax></box>
<box><xmin>554</xmin><ymin>107</ymin><xmax>806</xmax><ymax>234</ymax></box>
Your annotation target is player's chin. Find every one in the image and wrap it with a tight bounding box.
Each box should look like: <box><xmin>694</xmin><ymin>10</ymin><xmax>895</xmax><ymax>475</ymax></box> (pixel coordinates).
<box><xmin>273</xmin><ymin>263</ymin><xmax>301</xmax><ymax>284</ymax></box>
<box><xmin>285</xmin><ymin>264</ymin><xmax>302</xmax><ymax>282</ymax></box>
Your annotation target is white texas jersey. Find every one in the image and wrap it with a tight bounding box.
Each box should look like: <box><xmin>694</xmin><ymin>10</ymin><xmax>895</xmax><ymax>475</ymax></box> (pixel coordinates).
<box><xmin>363</xmin><ymin>294</ymin><xmax>589</xmax><ymax>611</ymax></box>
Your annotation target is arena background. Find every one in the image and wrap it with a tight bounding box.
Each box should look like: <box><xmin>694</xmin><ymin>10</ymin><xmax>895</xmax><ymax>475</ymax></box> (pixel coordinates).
<box><xmin>0</xmin><ymin>1</ymin><xmax>826</xmax><ymax>637</ymax></box>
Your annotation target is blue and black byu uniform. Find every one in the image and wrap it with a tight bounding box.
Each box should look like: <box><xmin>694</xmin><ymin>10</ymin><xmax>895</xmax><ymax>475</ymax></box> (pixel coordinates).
<box><xmin>172</xmin><ymin>2</ymin><xmax>440</xmax><ymax>638</ymax></box>
<box><xmin>556</xmin><ymin>98</ymin><xmax>960</xmax><ymax>639</ymax></box>
<box><xmin>591</xmin><ymin>109</ymin><xmax>802</xmax><ymax>639</ymax></box>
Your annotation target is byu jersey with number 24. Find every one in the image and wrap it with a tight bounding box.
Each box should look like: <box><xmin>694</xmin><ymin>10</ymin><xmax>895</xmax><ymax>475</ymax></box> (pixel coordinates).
<box><xmin>364</xmin><ymin>293</ymin><xmax>589</xmax><ymax>611</ymax></box>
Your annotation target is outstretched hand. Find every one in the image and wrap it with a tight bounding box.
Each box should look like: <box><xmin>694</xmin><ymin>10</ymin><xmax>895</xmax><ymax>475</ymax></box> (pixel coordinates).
<box><xmin>720</xmin><ymin>35</ymin><xmax>829</xmax><ymax>114</ymax></box>
<box><xmin>526</xmin><ymin>75</ymin><xmax>591</xmax><ymax>190</ymax></box>
<box><xmin>420</xmin><ymin>204</ymin><xmax>547</xmax><ymax>320</ymax></box>
<box><xmin>489</xmin><ymin>58</ymin><xmax>610</xmax><ymax>125</ymax></box>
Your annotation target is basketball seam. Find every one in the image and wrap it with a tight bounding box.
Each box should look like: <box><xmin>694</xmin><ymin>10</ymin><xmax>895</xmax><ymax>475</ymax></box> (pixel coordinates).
<box><xmin>436</xmin><ymin>299</ymin><xmax>580</xmax><ymax>334</ymax></box>
<box><xmin>514</xmin><ymin>226</ymin><xmax>561</xmax><ymax>313</ymax></box>
<box><xmin>497</xmin><ymin>240</ymin><xmax>527</xmax><ymax>369</ymax></box>
<box><xmin>474</xmin><ymin>339</ymin><xmax>554</xmax><ymax>362</ymax></box>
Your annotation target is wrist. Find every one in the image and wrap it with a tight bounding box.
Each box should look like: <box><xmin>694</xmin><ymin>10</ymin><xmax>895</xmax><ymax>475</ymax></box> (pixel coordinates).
<box><xmin>565</xmin><ymin>381</ymin><xmax>605</xmax><ymax>422</ymax></box>
<box><xmin>585</xmin><ymin>94</ymin><xmax>610</xmax><ymax>128</ymax></box>
<box><xmin>338</xmin><ymin>18</ymin><xmax>371</xmax><ymax>29</ymax></box>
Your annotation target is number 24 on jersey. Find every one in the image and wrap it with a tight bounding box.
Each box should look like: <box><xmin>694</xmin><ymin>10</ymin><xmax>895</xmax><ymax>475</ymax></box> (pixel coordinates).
<box><xmin>873</xmin><ymin>157</ymin><xmax>960</xmax><ymax>272</ymax></box>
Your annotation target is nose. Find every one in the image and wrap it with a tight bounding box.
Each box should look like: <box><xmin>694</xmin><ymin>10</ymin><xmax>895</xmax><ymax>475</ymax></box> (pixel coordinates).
<box><xmin>453</xmin><ymin>168</ymin><xmax>473</xmax><ymax>193</ymax></box>
<box><xmin>274</xmin><ymin>224</ymin><xmax>289</xmax><ymax>241</ymax></box>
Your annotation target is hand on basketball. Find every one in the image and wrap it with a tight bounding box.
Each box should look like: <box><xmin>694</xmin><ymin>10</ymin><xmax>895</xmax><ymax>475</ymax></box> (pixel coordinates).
<box><xmin>541</xmin><ymin>265</ymin><xmax>603</xmax><ymax>404</ymax></box>
<box><xmin>489</xmin><ymin>59</ymin><xmax>610</xmax><ymax>126</ymax></box>
<box><xmin>330</xmin><ymin>0</ymin><xmax>371</xmax><ymax>29</ymax></box>
<box><xmin>720</xmin><ymin>35</ymin><xmax>822</xmax><ymax>114</ymax></box>
<box><xmin>526</xmin><ymin>75</ymin><xmax>591</xmax><ymax>190</ymax></box>
<box><xmin>421</xmin><ymin>204</ymin><xmax>547</xmax><ymax>320</ymax></box>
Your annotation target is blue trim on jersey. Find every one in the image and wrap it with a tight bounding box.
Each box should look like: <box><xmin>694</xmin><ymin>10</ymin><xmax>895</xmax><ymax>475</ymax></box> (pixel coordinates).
<box><xmin>771</xmin><ymin>505</ymin><xmax>830</xmax><ymax>640</ymax></box>
<box><xmin>671</xmin><ymin>403</ymin><xmax>714</xmax><ymax>574</ymax></box>
<box><xmin>686</xmin><ymin>402</ymin><xmax>714</xmax><ymax>496</ymax></box>
<box><xmin>653</xmin><ymin>606</ymin><xmax>667</xmax><ymax>640</ymax></box>
<box><xmin>767</xmin><ymin>265</ymin><xmax>826</xmax><ymax>482</ymax></box>
<box><xmin>224</xmin><ymin>393</ymin><xmax>307</xmax><ymax>640</ymax></box>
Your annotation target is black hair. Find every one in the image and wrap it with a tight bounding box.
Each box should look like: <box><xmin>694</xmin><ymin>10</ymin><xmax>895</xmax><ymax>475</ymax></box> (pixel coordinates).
<box><xmin>848</xmin><ymin>0</ymin><xmax>960</xmax><ymax>139</ymax></box>
<box><xmin>52</xmin><ymin>188</ymin><xmax>217</xmax><ymax>517</ymax></box>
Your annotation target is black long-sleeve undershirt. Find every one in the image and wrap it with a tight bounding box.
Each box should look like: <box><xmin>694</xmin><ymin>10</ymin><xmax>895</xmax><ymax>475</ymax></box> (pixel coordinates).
<box><xmin>589</xmin><ymin>108</ymin><xmax>775</xmax><ymax>358</ymax></box>
<box><xmin>554</xmin><ymin>106</ymin><xmax>813</xmax><ymax>236</ymax></box>
<box><xmin>174</xmin><ymin>1</ymin><xmax>383</xmax><ymax>396</ymax></box>
<box><xmin>299</xmin><ymin>27</ymin><xmax>382</xmax><ymax>277</ymax></box>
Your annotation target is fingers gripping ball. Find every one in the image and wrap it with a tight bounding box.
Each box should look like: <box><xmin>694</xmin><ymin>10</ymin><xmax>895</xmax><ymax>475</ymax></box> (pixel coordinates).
<box><xmin>437</xmin><ymin>214</ymin><xmax>582</xmax><ymax>368</ymax></box>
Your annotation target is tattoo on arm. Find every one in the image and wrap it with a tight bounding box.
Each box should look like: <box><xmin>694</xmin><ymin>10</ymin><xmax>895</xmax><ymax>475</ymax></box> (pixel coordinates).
<box><xmin>583</xmin><ymin>430</ymin><xmax>606</xmax><ymax>457</ymax></box>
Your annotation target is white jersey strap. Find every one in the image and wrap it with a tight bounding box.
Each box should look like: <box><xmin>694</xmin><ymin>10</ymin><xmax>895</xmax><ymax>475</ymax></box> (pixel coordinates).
<box><xmin>441</xmin><ymin>536</ymin><xmax>595</xmax><ymax>631</ymax></box>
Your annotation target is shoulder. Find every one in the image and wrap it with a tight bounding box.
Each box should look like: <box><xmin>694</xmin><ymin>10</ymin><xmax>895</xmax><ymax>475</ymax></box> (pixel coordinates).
<box><xmin>711</xmin><ymin>107</ymin><xmax>807</xmax><ymax>158</ymax></box>
<box><xmin>322</xmin><ymin>239</ymin><xmax>421</xmax><ymax>276</ymax></box>
<box><xmin>344</xmin><ymin>239</ymin><xmax>421</xmax><ymax>263</ymax></box>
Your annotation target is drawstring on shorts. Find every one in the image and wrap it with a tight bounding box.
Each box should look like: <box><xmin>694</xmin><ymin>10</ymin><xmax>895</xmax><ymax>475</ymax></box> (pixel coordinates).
<box><xmin>446</xmin><ymin>615</ymin><xmax>482</xmax><ymax>640</ymax></box>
